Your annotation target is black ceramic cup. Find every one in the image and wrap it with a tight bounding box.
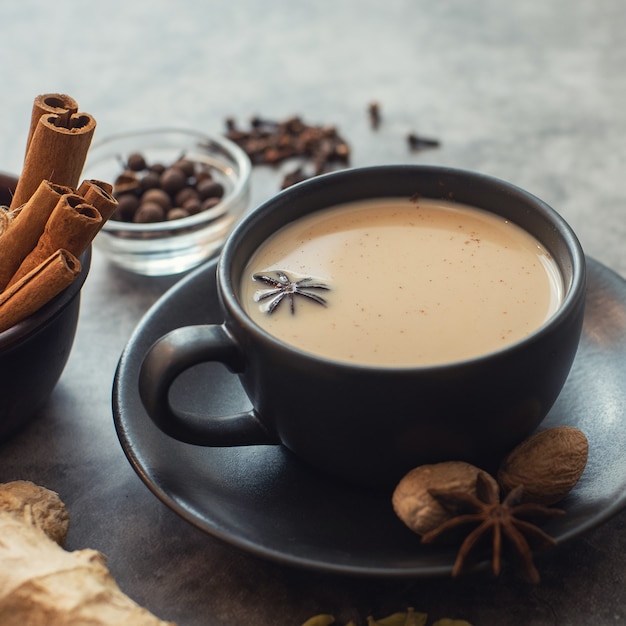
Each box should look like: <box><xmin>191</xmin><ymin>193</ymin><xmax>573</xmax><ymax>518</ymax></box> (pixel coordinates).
<box><xmin>138</xmin><ymin>165</ymin><xmax>586</xmax><ymax>488</ymax></box>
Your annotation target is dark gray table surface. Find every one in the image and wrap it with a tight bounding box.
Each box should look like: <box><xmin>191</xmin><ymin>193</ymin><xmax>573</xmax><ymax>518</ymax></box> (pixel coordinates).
<box><xmin>1</xmin><ymin>1</ymin><xmax>625</xmax><ymax>624</ymax></box>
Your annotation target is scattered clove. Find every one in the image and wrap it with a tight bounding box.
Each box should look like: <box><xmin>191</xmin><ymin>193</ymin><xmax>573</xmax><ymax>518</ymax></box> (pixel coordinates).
<box><xmin>407</xmin><ymin>132</ymin><xmax>441</xmax><ymax>151</ymax></box>
<box><xmin>224</xmin><ymin>115</ymin><xmax>351</xmax><ymax>188</ymax></box>
<box><xmin>280</xmin><ymin>166</ymin><xmax>309</xmax><ymax>189</ymax></box>
<box><xmin>368</xmin><ymin>102</ymin><xmax>382</xmax><ymax>129</ymax></box>
<box><xmin>225</xmin><ymin>108</ymin><xmax>440</xmax><ymax>191</ymax></box>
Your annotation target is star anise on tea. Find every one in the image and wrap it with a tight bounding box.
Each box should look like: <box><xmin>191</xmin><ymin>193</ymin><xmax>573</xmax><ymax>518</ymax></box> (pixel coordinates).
<box><xmin>421</xmin><ymin>471</ymin><xmax>565</xmax><ymax>583</ymax></box>
<box><xmin>253</xmin><ymin>270</ymin><xmax>330</xmax><ymax>314</ymax></box>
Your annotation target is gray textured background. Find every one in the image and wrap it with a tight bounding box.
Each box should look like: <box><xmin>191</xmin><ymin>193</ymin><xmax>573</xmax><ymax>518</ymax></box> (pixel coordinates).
<box><xmin>1</xmin><ymin>1</ymin><xmax>625</xmax><ymax>624</ymax></box>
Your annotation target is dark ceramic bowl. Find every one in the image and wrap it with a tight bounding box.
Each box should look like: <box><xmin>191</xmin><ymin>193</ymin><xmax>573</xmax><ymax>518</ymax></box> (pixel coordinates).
<box><xmin>0</xmin><ymin>173</ymin><xmax>91</xmax><ymax>441</ymax></box>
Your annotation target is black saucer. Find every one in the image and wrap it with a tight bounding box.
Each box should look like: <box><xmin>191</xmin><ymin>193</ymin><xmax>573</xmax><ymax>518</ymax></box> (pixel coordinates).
<box><xmin>113</xmin><ymin>257</ymin><xmax>626</xmax><ymax>578</ymax></box>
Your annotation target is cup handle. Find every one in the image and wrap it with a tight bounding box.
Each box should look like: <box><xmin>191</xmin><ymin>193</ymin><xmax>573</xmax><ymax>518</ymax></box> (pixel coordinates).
<box><xmin>138</xmin><ymin>324</ymin><xmax>278</xmax><ymax>446</ymax></box>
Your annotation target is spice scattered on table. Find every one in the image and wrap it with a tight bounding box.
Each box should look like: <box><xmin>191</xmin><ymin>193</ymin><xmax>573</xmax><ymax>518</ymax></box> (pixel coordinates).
<box><xmin>223</xmin><ymin>105</ymin><xmax>441</xmax><ymax>189</ymax></box>
<box><xmin>406</xmin><ymin>132</ymin><xmax>440</xmax><ymax>151</ymax></box>
<box><xmin>368</xmin><ymin>101</ymin><xmax>382</xmax><ymax>129</ymax></box>
<box><xmin>224</xmin><ymin>115</ymin><xmax>351</xmax><ymax>188</ymax></box>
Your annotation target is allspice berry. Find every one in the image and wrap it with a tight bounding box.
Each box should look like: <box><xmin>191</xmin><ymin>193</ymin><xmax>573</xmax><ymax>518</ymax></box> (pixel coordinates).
<box><xmin>140</xmin><ymin>170</ymin><xmax>161</xmax><ymax>191</ymax></box>
<box><xmin>201</xmin><ymin>197</ymin><xmax>221</xmax><ymax>212</ymax></box>
<box><xmin>197</xmin><ymin>179</ymin><xmax>224</xmax><ymax>200</ymax></box>
<box><xmin>127</xmin><ymin>152</ymin><xmax>147</xmax><ymax>171</ymax></box>
<box><xmin>167</xmin><ymin>207</ymin><xmax>189</xmax><ymax>221</ymax></box>
<box><xmin>114</xmin><ymin>194</ymin><xmax>139</xmax><ymax>221</ymax></box>
<box><xmin>183</xmin><ymin>198</ymin><xmax>202</xmax><ymax>215</ymax></box>
<box><xmin>173</xmin><ymin>158</ymin><xmax>196</xmax><ymax>178</ymax></box>
<box><xmin>141</xmin><ymin>188</ymin><xmax>172</xmax><ymax>211</ymax></box>
<box><xmin>134</xmin><ymin>201</ymin><xmax>165</xmax><ymax>223</ymax></box>
<box><xmin>113</xmin><ymin>171</ymin><xmax>139</xmax><ymax>195</ymax></box>
<box><xmin>175</xmin><ymin>186</ymin><xmax>199</xmax><ymax>206</ymax></box>
<box><xmin>160</xmin><ymin>167</ymin><xmax>187</xmax><ymax>194</ymax></box>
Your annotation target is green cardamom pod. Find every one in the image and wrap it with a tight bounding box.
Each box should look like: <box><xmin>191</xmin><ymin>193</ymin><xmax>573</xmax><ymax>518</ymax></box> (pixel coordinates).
<box><xmin>404</xmin><ymin>608</ymin><xmax>428</xmax><ymax>626</ymax></box>
<box><xmin>301</xmin><ymin>615</ymin><xmax>335</xmax><ymax>626</ymax></box>
<box><xmin>374</xmin><ymin>611</ymin><xmax>409</xmax><ymax>626</ymax></box>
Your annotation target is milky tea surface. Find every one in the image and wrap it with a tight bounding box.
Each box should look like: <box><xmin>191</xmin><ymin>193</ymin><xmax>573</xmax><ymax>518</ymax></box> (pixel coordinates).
<box><xmin>240</xmin><ymin>198</ymin><xmax>563</xmax><ymax>367</ymax></box>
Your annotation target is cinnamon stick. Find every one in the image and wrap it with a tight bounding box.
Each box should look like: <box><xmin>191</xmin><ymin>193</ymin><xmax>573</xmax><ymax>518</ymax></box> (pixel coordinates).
<box><xmin>0</xmin><ymin>210</ymin><xmax>10</xmax><ymax>238</ymax></box>
<box><xmin>7</xmin><ymin>194</ymin><xmax>101</xmax><ymax>287</ymax></box>
<box><xmin>77</xmin><ymin>179</ymin><xmax>118</xmax><ymax>222</ymax></box>
<box><xmin>0</xmin><ymin>180</ymin><xmax>72</xmax><ymax>291</ymax></box>
<box><xmin>25</xmin><ymin>94</ymin><xmax>78</xmax><ymax>154</ymax></box>
<box><xmin>11</xmin><ymin>112</ymin><xmax>97</xmax><ymax>210</ymax></box>
<box><xmin>0</xmin><ymin>249</ymin><xmax>80</xmax><ymax>334</ymax></box>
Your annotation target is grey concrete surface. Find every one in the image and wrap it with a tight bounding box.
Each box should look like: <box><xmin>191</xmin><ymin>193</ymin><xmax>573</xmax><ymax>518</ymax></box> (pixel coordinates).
<box><xmin>1</xmin><ymin>1</ymin><xmax>625</xmax><ymax>624</ymax></box>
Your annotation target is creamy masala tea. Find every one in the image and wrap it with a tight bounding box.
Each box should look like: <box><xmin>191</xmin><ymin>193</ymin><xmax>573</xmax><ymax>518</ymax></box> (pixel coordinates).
<box><xmin>240</xmin><ymin>198</ymin><xmax>564</xmax><ymax>367</ymax></box>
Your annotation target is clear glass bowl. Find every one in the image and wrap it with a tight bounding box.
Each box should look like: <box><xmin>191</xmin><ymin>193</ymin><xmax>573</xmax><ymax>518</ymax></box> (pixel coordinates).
<box><xmin>84</xmin><ymin>128</ymin><xmax>252</xmax><ymax>276</ymax></box>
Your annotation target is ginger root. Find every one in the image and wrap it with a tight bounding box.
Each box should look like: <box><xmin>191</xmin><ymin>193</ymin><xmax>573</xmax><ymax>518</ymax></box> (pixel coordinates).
<box><xmin>0</xmin><ymin>480</ymin><xmax>70</xmax><ymax>545</ymax></box>
<box><xmin>0</xmin><ymin>481</ymin><xmax>176</xmax><ymax>626</ymax></box>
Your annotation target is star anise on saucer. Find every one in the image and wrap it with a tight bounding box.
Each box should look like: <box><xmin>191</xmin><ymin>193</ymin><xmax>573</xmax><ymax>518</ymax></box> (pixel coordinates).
<box><xmin>421</xmin><ymin>471</ymin><xmax>565</xmax><ymax>583</ymax></box>
<box><xmin>253</xmin><ymin>270</ymin><xmax>330</xmax><ymax>314</ymax></box>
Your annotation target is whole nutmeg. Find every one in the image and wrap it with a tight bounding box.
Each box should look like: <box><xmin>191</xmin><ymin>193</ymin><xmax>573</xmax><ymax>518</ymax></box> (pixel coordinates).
<box><xmin>392</xmin><ymin>461</ymin><xmax>498</xmax><ymax>536</ymax></box>
<box><xmin>497</xmin><ymin>426</ymin><xmax>588</xmax><ymax>505</ymax></box>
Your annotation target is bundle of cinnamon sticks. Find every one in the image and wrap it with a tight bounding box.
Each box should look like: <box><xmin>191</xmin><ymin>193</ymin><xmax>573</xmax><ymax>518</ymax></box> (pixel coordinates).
<box><xmin>0</xmin><ymin>94</ymin><xmax>117</xmax><ymax>333</ymax></box>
